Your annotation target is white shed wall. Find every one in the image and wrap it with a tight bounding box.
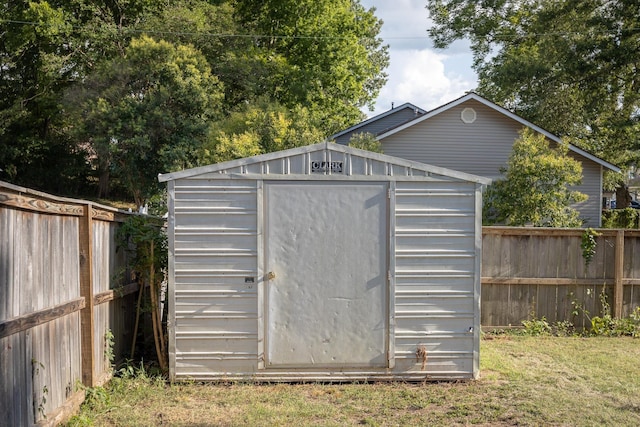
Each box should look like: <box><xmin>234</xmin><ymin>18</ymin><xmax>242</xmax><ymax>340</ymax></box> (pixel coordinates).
<box><xmin>164</xmin><ymin>143</ymin><xmax>485</xmax><ymax>381</ymax></box>
<box><xmin>169</xmin><ymin>177</ymin><xmax>480</xmax><ymax>380</ymax></box>
<box><xmin>392</xmin><ymin>181</ymin><xmax>478</xmax><ymax>375</ymax></box>
<box><xmin>170</xmin><ymin>179</ymin><xmax>259</xmax><ymax>376</ymax></box>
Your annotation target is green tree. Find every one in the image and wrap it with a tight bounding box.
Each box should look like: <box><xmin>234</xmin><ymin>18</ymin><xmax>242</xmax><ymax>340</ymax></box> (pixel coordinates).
<box><xmin>203</xmin><ymin>100</ymin><xmax>325</xmax><ymax>163</ymax></box>
<box><xmin>136</xmin><ymin>0</ymin><xmax>252</xmax><ymax>112</ymax></box>
<box><xmin>144</xmin><ymin>0</ymin><xmax>389</xmax><ymax>136</ymax></box>
<box><xmin>0</xmin><ymin>1</ymin><xmax>81</xmax><ymax>192</ymax></box>
<box><xmin>483</xmin><ymin>129</ymin><xmax>587</xmax><ymax>227</ymax></box>
<box><xmin>0</xmin><ymin>0</ymin><xmax>162</xmax><ymax>194</ymax></box>
<box><xmin>347</xmin><ymin>132</ymin><xmax>383</xmax><ymax>153</ymax></box>
<box><xmin>2</xmin><ymin>0</ymin><xmax>389</xmax><ymax>204</ymax></box>
<box><xmin>66</xmin><ymin>36</ymin><xmax>224</xmax><ymax>206</ymax></box>
<box><xmin>233</xmin><ymin>0</ymin><xmax>389</xmax><ymax>135</ymax></box>
<box><xmin>426</xmin><ymin>0</ymin><xmax>640</xmax><ymax>170</ymax></box>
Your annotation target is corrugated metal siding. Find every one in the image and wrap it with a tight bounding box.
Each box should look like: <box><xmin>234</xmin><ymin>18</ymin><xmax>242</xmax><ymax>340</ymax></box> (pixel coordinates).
<box><xmin>172</xmin><ymin>179</ymin><xmax>259</xmax><ymax>377</ymax></box>
<box><xmin>393</xmin><ymin>181</ymin><xmax>477</xmax><ymax>376</ymax></box>
<box><xmin>334</xmin><ymin>108</ymin><xmax>423</xmax><ymax>145</ymax></box>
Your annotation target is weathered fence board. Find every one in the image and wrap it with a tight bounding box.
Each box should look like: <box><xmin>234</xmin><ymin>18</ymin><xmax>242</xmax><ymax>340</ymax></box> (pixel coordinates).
<box><xmin>482</xmin><ymin>227</ymin><xmax>640</xmax><ymax>329</ymax></box>
<box><xmin>0</xmin><ymin>181</ymin><xmax>137</xmax><ymax>426</ymax></box>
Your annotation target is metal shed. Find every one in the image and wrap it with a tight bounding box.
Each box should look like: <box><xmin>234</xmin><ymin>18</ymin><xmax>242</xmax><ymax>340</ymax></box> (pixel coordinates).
<box><xmin>158</xmin><ymin>142</ymin><xmax>490</xmax><ymax>381</ymax></box>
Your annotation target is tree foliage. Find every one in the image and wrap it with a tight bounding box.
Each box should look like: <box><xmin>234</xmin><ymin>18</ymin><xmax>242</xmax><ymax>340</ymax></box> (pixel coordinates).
<box><xmin>426</xmin><ymin>0</ymin><xmax>640</xmax><ymax>169</ymax></box>
<box><xmin>203</xmin><ymin>100</ymin><xmax>325</xmax><ymax>163</ymax></box>
<box><xmin>234</xmin><ymin>0</ymin><xmax>388</xmax><ymax>133</ymax></box>
<box><xmin>65</xmin><ymin>36</ymin><xmax>224</xmax><ymax>206</ymax></box>
<box><xmin>483</xmin><ymin>129</ymin><xmax>587</xmax><ymax>227</ymax></box>
<box><xmin>347</xmin><ymin>132</ymin><xmax>383</xmax><ymax>153</ymax></box>
<box><xmin>116</xmin><ymin>214</ymin><xmax>168</xmax><ymax>369</ymax></box>
<box><xmin>0</xmin><ymin>1</ymin><xmax>80</xmax><ymax>191</ymax></box>
<box><xmin>0</xmin><ymin>0</ymin><xmax>164</xmax><ymax>194</ymax></box>
<box><xmin>0</xmin><ymin>0</ymin><xmax>388</xmax><ymax>206</ymax></box>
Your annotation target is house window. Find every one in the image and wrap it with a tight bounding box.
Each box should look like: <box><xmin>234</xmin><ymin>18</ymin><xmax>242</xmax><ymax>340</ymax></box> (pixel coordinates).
<box><xmin>461</xmin><ymin>107</ymin><xmax>476</xmax><ymax>124</ymax></box>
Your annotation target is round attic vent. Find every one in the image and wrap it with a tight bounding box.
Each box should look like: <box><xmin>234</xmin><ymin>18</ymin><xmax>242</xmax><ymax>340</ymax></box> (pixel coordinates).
<box><xmin>461</xmin><ymin>107</ymin><xmax>476</xmax><ymax>124</ymax></box>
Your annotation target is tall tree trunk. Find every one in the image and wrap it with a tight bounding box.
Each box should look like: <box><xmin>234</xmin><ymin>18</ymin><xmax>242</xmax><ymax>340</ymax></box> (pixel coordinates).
<box><xmin>616</xmin><ymin>182</ymin><xmax>632</xmax><ymax>209</ymax></box>
<box><xmin>98</xmin><ymin>167</ymin><xmax>110</xmax><ymax>199</ymax></box>
<box><xmin>97</xmin><ymin>145</ymin><xmax>111</xmax><ymax>198</ymax></box>
<box><xmin>149</xmin><ymin>241</ymin><xmax>168</xmax><ymax>373</ymax></box>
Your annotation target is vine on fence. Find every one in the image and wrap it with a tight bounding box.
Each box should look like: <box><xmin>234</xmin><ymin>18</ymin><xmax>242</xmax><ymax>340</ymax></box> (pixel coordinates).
<box><xmin>104</xmin><ymin>329</ymin><xmax>115</xmax><ymax>369</ymax></box>
<box><xmin>580</xmin><ymin>228</ymin><xmax>600</xmax><ymax>265</ymax></box>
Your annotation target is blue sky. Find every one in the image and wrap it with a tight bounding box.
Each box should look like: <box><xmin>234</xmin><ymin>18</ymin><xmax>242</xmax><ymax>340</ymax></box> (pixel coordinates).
<box><xmin>360</xmin><ymin>0</ymin><xmax>478</xmax><ymax>117</ymax></box>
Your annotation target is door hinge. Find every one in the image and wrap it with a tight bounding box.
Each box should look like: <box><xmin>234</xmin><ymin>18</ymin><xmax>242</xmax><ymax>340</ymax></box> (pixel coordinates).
<box><xmin>387</xmin><ymin>270</ymin><xmax>392</xmax><ymax>282</ymax></box>
<box><xmin>387</xmin><ymin>188</ymin><xmax>392</xmax><ymax>199</ymax></box>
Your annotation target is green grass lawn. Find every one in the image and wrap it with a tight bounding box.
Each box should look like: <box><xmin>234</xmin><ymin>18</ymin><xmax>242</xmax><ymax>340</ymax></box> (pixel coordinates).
<box><xmin>67</xmin><ymin>336</ymin><xmax>640</xmax><ymax>426</ymax></box>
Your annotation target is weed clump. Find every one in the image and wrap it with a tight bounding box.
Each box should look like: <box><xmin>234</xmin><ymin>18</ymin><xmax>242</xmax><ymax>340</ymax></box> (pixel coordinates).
<box><xmin>489</xmin><ymin>291</ymin><xmax>640</xmax><ymax>338</ymax></box>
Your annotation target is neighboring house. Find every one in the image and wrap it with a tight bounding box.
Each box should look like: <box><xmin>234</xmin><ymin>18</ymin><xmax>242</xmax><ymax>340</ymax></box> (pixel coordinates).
<box><xmin>330</xmin><ymin>102</ymin><xmax>426</xmax><ymax>145</ymax></box>
<box><xmin>332</xmin><ymin>92</ymin><xmax>619</xmax><ymax>227</ymax></box>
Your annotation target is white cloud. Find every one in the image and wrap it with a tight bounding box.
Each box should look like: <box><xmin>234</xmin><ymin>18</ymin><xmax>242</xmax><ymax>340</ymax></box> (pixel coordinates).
<box><xmin>360</xmin><ymin>0</ymin><xmax>478</xmax><ymax>117</ymax></box>
<box><xmin>371</xmin><ymin>49</ymin><xmax>475</xmax><ymax>115</ymax></box>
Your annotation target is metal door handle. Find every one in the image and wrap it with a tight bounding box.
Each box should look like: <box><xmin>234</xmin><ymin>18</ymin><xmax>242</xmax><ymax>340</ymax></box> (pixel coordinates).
<box><xmin>267</xmin><ymin>271</ymin><xmax>276</xmax><ymax>280</ymax></box>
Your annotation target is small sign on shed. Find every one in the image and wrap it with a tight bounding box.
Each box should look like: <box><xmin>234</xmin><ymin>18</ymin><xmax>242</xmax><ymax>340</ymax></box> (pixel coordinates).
<box><xmin>159</xmin><ymin>142</ymin><xmax>490</xmax><ymax>381</ymax></box>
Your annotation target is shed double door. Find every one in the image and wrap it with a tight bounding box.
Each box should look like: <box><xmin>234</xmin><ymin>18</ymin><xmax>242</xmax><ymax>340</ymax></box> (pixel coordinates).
<box><xmin>264</xmin><ymin>181</ymin><xmax>389</xmax><ymax>368</ymax></box>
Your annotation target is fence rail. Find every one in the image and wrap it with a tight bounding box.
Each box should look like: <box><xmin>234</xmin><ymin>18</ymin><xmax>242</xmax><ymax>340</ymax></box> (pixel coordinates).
<box><xmin>482</xmin><ymin>227</ymin><xmax>640</xmax><ymax>329</ymax></box>
<box><xmin>0</xmin><ymin>181</ymin><xmax>138</xmax><ymax>426</ymax></box>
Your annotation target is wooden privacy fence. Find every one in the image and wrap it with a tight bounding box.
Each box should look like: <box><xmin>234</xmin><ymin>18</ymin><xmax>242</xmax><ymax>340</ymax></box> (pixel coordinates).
<box><xmin>2</xmin><ymin>181</ymin><xmax>640</xmax><ymax>424</ymax></box>
<box><xmin>482</xmin><ymin>227</ymin><xmax>640</xmax><ymax>328</ymax></box>
<box><xmin>0</xmin><ymin>181</ymin><xmax>138</xmax><ymax>426</ymax></box>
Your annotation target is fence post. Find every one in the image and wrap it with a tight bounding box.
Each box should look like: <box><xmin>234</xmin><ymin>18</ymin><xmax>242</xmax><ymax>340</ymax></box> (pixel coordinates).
<box><xmin>79</xmin><ymin>203</ymin><xmax>96</xmax><ymax>386</ymax></box>
<box><xmin>614</xmin><ymin>230</ymin><xmax>624</xmax><ymax>318</ymax></box>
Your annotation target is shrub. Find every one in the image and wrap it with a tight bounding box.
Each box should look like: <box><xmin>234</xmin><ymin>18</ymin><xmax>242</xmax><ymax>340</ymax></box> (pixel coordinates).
<box><xmin>590</xmin><ymin>307</ymin><xmax>640</xmax><ymax>337</ymax></box>
<box><xmin>602</xmin><ymin>208</ymin><xmax>639</xmax><ymax>229</ymax></box>
<box><xmin>521</xmin><ymin>317</ymin><xmax>552</xmax><ymax>336</ymax></box>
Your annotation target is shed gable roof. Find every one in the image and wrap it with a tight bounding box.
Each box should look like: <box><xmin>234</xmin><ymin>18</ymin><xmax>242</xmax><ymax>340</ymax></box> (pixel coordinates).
<box><xmin>376</xmin><ymin>92</ymin><xmax>620</xmax><ymax>173</ymax></box>
<box><xmin>158</xmin><ymin>141</ymin><xmax>491</xmax><ymax>184</ymax></box>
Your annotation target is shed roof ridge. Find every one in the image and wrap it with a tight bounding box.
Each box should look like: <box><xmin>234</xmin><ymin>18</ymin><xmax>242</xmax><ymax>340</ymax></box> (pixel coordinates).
<box><xmin>158</xmin><ymin>141</ymin><xmax>491</xmax><ymax>184</ymax></box>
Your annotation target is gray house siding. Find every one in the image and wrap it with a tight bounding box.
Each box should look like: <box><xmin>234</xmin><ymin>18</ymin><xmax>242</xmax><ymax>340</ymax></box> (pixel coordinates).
<box><xmin>380</xmin><ymin>99</ymin><xmax>604</xmax><ymax>226</ymax></box>
<box><xmin>570</xmin><ymin>157</ymin><xmax>602</xmax><ymax>226</ymax></box>
<box><xmin>381</xmin><ymin>99</ymin><xmax>520</xmax><ymax>180</ymax></box>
